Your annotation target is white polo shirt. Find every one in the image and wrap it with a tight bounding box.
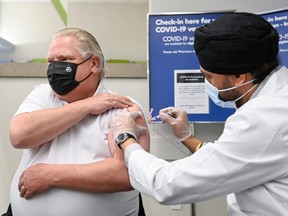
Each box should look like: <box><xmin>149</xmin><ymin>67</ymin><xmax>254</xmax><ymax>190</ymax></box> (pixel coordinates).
<box><xmin>10</xmin><ymin>81</ymin><xmax>139</xmax><ymax>216</ymax></box>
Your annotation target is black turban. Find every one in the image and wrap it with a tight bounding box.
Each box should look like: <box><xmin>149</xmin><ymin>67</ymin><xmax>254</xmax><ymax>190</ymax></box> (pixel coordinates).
<box><xmin>194</xmin><ymin>12</ymin><xmax>279</xmax><ymax>74</ymax></box>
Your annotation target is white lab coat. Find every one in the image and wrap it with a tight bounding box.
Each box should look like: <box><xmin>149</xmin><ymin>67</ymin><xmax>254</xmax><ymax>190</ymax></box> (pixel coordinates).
<box><xmin>125</xmin><ymin>66</ymin><xmax>288</xmax><ymax>216</ymax></box>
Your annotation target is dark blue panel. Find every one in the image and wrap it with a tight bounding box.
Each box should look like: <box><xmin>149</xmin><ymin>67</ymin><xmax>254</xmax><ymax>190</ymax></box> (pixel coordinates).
<box><xmin>260</xmin><ymin>9</ymin><xmax>288</xmax><ymax>68</ymax></box>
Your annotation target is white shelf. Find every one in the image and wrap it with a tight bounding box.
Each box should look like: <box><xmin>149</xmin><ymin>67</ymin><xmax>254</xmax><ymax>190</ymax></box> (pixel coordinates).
<box><xmin>0</xmin><ymin>62</ymin><xmax>147</xmax><ymax>78</ymax></box>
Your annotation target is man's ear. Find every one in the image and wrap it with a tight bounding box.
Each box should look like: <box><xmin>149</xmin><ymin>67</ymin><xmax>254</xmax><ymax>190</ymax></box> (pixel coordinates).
<box><xmin>234</xmin><ymin>73</ymin><xmax>247</xmax><ymax>86</ymax></box>
<box><xmin>91</xmin><ymin>55</ymin><xmax>101</xmax><ymax>74</ymax></box>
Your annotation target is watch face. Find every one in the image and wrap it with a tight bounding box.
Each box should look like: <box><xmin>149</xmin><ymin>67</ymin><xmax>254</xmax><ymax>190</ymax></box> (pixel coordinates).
<box><xmin>117</xmin><ymin>133</ymin><xmax>126</xmax><ymax>141</ymax></box>
<box><xmin>115</xmin><ymin>133</ymin><xmax>135</xmax><ymax>145</ymax></box>
<box><xmin>116</xmin><ymin>133</ymin><xmax>127</xmax><ymax>144</ymax></box>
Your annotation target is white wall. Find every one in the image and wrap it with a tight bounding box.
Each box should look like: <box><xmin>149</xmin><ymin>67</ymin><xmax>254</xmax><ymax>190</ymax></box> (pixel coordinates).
<box><xmin>0</xmin><ymin>2</ymin><xmax>65</xmax><ymax>61</ymax></box>
<box><xmin>68</xmin><ymin>2</ymin><xmax>148</xmax><ymax>61</ymax></box>
<box><xmin>0</xmin><ymin>1</ymin><xmax>148</xmax><ymax>62</ymax></box>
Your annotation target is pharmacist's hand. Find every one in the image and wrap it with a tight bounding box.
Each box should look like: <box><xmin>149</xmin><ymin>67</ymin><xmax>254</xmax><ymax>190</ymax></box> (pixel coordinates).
<box><xmin>18</xmin><ymin>163</ymin><xmax>52</xmax><ymax>199</ymax></box>
<box><xmin>159</xmin><ymin>107</ymin><xmax>191</xmax><ymax>142</ymax></box>
<box><xmin>109</xmin><ymin>109</ymin><xmax>147</xmax><ymax>141</ymax></box>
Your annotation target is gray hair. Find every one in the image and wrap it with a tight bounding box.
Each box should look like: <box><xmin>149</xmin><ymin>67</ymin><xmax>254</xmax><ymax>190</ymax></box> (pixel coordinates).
<box><xmin>53</xmin><ymin>27</ymin><xmax>106</xmax><ymax>78</ymax></box>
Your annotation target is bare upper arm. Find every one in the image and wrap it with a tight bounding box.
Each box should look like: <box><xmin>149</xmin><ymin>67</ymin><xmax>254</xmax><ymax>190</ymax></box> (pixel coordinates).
<box><xmin>127</xmin><ymin>103</ymin><xmax>150</xmax><ymax>152</ymax></box>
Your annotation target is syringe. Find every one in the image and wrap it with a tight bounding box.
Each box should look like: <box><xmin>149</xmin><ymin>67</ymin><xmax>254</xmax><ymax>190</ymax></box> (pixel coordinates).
<box><xmin>148</xmin><ymin>110</ymin><xmax>173</xmax><ymax>122</ymax></box>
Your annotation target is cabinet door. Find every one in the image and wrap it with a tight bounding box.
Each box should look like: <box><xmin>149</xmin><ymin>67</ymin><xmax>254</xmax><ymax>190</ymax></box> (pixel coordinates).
<box><xmin>142</xmin><ymin>194</ymin><xmax>193</xmax><ymax>216</ymax></box>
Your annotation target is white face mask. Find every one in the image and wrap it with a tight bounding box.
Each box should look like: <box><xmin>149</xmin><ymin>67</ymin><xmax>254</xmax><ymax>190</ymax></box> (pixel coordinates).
<box><xmin>204</xmin><ymin>78</ymin><xmax>257</xmax><ymax>109</ymax></box>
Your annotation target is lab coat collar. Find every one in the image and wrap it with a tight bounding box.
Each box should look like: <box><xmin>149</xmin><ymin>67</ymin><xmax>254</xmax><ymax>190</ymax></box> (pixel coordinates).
<box><xmin>255</xmin><ymin>65</ymin><xmax>288</xmax><ymax>97</ymax></box>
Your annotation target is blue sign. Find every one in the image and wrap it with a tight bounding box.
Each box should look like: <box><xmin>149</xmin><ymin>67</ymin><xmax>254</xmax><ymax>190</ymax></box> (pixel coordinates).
<box><xmin>148</xmin><ymin>11</ymin><xmax>235</xmax><ymax>122</ymax></box>
<box><xmin>260</xmin><ymin>8</ymin><xmax>288</xmax><ymax>67</ymax></box>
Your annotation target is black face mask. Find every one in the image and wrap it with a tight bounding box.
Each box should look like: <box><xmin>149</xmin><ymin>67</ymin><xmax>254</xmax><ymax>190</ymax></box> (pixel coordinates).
<box><xmin>47</xmin><ymin>56</ymin><xmax>92</xmax><ymax>95</ymax></box>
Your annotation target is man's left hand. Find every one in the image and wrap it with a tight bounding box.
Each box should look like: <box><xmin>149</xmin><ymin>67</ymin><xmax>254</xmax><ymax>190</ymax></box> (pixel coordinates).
<box><xmin>18</xmin><ymin>163</ymin><xmax>52</xmax><ymax>199</ymax></box>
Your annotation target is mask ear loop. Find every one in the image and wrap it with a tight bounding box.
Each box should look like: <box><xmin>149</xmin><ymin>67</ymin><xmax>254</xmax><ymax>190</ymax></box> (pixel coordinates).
<box><xmin>218</xmin><ymin>78</ymin><xmax>256</xmax><ymax>92</ymax></box>
<box><xmin>77</xmin><ymin>56</ymin><xmax>93</xmax><ymax>83</ymax></box>
<box><xmin>234</xmin><ymin>84</ymin><xmax>258</xmax><ymax>103</ymax></box>
<box><xmin>77</xmin><ymin>55</ymin><xmax>92</xmax><ymax>66</ymax></box>
<box><xmin>78</xmin><ymin>72</ymin><xmax>93</xmax><ymax>83</ymax></box>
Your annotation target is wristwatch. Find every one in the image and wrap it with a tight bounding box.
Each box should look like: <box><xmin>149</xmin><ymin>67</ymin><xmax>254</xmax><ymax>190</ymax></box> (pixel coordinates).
<box><xmin>115</xmin><ymin>133</ymin><xmax>136</xmax><ymax>149</ymax></box>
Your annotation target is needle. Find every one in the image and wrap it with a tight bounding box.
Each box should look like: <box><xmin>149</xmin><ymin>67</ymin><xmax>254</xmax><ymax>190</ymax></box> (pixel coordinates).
<box><xmin>148</xmin><ymin>110</ymin><xmax>173</xmax><ymax>122</ymax></box>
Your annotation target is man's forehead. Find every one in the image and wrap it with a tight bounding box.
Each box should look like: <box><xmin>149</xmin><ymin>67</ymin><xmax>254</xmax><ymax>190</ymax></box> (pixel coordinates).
<box><xmin>47</xmin><ymin>46</ymin><xmax>80</xmax><ymax>60</ymax></box>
